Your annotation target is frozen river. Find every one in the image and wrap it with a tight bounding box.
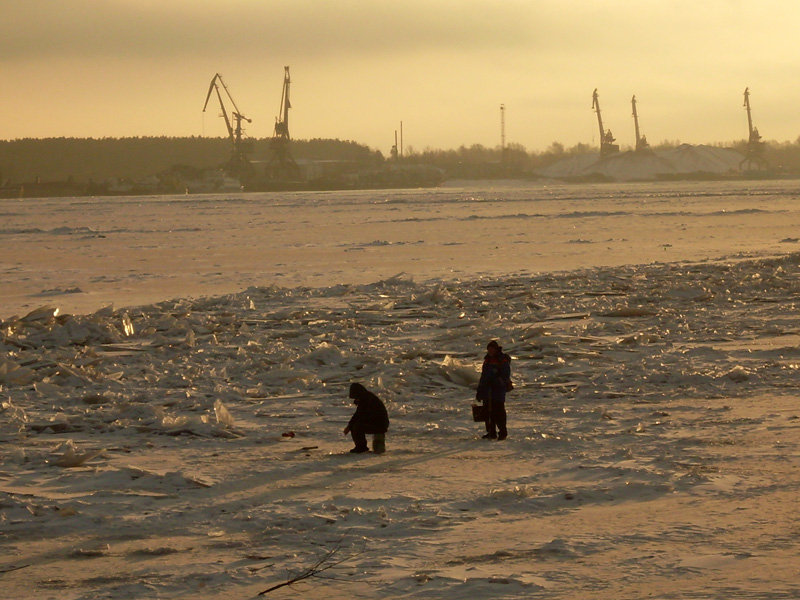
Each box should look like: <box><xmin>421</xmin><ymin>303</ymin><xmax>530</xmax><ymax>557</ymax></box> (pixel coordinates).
<box><xmin>2</xmin><ymin>179</ymin><xmax>800</xmax><ymax>598</ymax></box>
<box><xmin>2</xmin><ymin>179</ymin><xmax>800</xmax><ymax>318</ymax></box>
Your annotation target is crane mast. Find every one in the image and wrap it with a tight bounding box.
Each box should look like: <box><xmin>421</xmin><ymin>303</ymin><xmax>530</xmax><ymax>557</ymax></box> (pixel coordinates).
<box><xmin>631</xmin><ymin>95</ymin><xmax>649</xmax><ymax>152</ymax></box>
<box><xmin>591</xmin><ymin>89</ymin><xmax>605</xmax><ymax>143</ymax></box>
<box><xmin>743</xmin><ymin>87</ymin><xmax>759</xmax><ymax>145</ymax></box>
<box><xmin>202</xmin><ymin>73</ymin><xmax>253</xmax><ymax>179</ymax></box>
<box><xmin>266</xmin><ymin>66</ymin><xmax>299</xmax><ymax>181</ymax></box>
<box><xmin>274</xmin><ymin>66</ymin><xmax>291</xmax><ymax>140</ymax></box>
<box><xmin>740</xmin><ymin>87</ymin><xmax>767</xmax><ymax>171</ymax></box>
<box><xmin>204</xmin><ymin>79</ymin><xmax>233</xmax><ymax>141</ymax></box>
<box><xmin>592</xmin><ymin>89</ymin><xmax>619</xmax><ymax>157</ymax></box>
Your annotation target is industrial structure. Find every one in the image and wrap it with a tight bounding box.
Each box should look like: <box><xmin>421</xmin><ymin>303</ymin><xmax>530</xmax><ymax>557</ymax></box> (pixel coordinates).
<box><xmin>266</xmin><ymin>66</ymin><xmax>299</xmax><ymax>180</ymax></box>
<box><xmin>592</xmin><ymin>89</ymin><xmax>619</xmax><ymax>157</ymax></box>
<box><xmin>631</xmin><ymin>95</ymin><xmax>650</xmax><ymax>152</ymax></box>
<box><xmin>741</xmin><ymin>87</ymin><xmax>768</xmax><ymax>171</ymax></box>
<box><xmin>391</xmin><ymin>121</ymin><xmax>403</xmax><ymax>161</ymax></box>
<box><xmin>500</xmin><ymin>104</ymin><xmax>506</xmax><ymax>162</ymax></box>
<box><xmin>202</xmin><ymin>73</ymin><xmax>254</xmax><ymax>178</ymax></box>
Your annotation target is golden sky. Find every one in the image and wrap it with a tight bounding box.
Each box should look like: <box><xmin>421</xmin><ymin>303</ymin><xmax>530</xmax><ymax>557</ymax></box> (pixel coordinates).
<box><xmin>3</xmin><ymin>0</ymin><xmax>799</xmax><ymax>153</ymax></box>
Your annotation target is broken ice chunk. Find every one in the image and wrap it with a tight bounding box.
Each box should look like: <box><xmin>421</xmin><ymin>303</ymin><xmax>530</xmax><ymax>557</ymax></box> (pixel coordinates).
<box><xmin>50</xmin><ymin>440</ymin><xmax>105</xmax><ymax>468</ymax></box>
<box><xmin>120</xmin><ymin>312</ymin><xmax>135</xmax><ymax>337</ymax></box>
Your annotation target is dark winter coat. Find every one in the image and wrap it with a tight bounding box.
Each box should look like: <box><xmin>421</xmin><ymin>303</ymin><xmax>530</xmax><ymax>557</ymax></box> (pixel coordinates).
<box><xmin>348</xmin><ymin>383</ymin><xmax>390</xmax><ymax>433</ymax></box>
<box><xmin>476</xmin><ymin>351</ymin><xmax>511</xmax><ymax>404</ymax></box>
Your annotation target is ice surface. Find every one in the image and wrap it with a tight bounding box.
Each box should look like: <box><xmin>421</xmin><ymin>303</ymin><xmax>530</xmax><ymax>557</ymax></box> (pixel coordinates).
<box><xmin>4</xmin><ymin>180</ymin><xmax>800</xmax><ymax>319</ymax></box>
<box><xmin>2</xmin><ymin>182</ymin><xmax>800</xmax><ymax>598</ymax></box>
<box><xmin>1</xmin><ymin>246</ymin><xmax>800</xmax><ymax>597</ymax></box>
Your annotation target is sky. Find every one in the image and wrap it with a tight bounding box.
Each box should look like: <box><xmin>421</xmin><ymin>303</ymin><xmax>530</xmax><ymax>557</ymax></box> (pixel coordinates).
<box><xmin>3</xmin><ymin>0</ymin><xmax>800</xmax><ymax>154</ymax></box>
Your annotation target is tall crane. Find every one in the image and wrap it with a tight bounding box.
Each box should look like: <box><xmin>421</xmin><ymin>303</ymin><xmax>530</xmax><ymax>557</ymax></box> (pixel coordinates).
<box><xmin>592</xmin><ymin>89</ymin><xmax>619</xmax><ymax>157</ymax></box>
<box><xmin>266</xmin><ymin>66</ymin><xmax>299</xmax><ymax>180</ymax></box>
<box><xmin>741</xmin><ymin>87</ymin><xmax>768</xmax><ymax>171</ymax></box>
<box><xmin>631</xmin><ymin>95</ymin><xmax>650</xmax><ymax>152</ymax></box>
<box><xmin>202</xmin><ymin>73</ymin><xmax>253</xmax><ymax>178</ymax></box>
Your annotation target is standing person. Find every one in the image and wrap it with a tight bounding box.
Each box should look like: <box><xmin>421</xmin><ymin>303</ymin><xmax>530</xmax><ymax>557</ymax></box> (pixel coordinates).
<box><xmin>476</xmin><ymin>340</ymin><xmax>512</xmax><ymax>440</ymax></box>
<box><xmin>343</xmin><ymin>383</ymin><xmax>390</xmax><ymax>454</ymax></box>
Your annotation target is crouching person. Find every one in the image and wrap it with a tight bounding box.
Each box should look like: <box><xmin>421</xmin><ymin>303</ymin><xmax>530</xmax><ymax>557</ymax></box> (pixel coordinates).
<box><xmin>344</xmin><ymin>383</ymin><xmax>389</xmax><ymax>454</ymax></box>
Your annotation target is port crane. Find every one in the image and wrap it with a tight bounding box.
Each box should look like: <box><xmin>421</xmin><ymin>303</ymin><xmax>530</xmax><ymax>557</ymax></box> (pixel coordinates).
<box><xmin>592</xmin><ymin>89</ymin><xmax>619</xmax><ymax>157</ymax></box>
<box><xmin>740</xmin><ymin>87</ymin><xmax>768</xmax><ymax>171</ymax></box>
<box><xmin>631</xmin><ymin>95</ymin><xmax>649</xmax><ymax>152</ymax></box>
<box><xmin>266</xmin><ymin>66</ymin><xmax>299</xmax><ymax>180</ymax></box>
<box><xmin>202</xmin><ymin>73</ymin><xmax>254</xmax><ymax>178</ymax></box>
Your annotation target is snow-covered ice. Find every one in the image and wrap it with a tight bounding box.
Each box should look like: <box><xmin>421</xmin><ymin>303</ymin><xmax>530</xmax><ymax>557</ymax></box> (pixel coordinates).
<box><xmin>2</xmin><ymin>181</ymin><xmax>800</xmax><ymax>599</ymax></box>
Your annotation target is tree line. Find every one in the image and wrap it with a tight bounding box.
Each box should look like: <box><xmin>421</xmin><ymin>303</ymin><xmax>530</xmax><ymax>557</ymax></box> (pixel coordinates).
<box><xmin>3</xmin><ymin>135</ymin><xmax>800</xmax><ymax>185</ymax></box>
<box><xmin>0</xmin><ymin>137</ymin><xmax>381</xmax><ymax>184</ymax></box>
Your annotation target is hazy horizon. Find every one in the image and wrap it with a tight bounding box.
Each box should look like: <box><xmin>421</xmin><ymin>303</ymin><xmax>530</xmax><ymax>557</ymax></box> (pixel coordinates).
<box><xmin>3</xmin><ymin>1</ymin><xmax>800</xmax><ymax>155</ymax></box>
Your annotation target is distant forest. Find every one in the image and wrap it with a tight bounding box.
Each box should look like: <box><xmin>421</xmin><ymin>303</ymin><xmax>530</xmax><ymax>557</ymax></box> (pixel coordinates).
<box><xmin>3</xmin><ymin>135</ymin><xmax>800</xmax><ymax>184</ymax></box>
<box><xmin>0</xmin><ymin>137</ymin><xmax>382</xmax><ymax>183</ymax></box>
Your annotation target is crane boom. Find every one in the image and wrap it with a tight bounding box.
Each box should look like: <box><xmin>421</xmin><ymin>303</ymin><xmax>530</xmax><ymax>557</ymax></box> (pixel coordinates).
<box><xmin>201</xmin><ymin>73</ymin><xmax>253</xmax><ymax>179</ymax></box>
<box><xmin>592</xmin><ymin>89</ymin><xmax>619</xmax><ymax>156</ymax></box>
<box><xmin>266</xmin><ymin>66</ymin><xmax>300</xmax><ymax>181</ymax></box>
<box><xmin>202</xmin><ymin>73</ymin><xmax>251</xmax><ymax>141</ymax></box>
<box><xmin>743</xmin><ymin>87</ymin><xmax>758</xmax><ymax>143</ymax></box>
<box><xmin>592</xmin><ymin>89</ymin><xmax>605</xmax><ymax>143</ymax></box>
<box><xmin>203</xmin><ymin>78</ymin><xmax>233</xmax><ymax>140</ymax></box>
<box><xmin>740</xmin><ymin>86</ymin><xmax>767</xmax><ymax>172</ymax></box>
<box><xmin>631</xmin><ymin>95</ymin><xmax>649</xmax><ymax>152</ymax></box>
<box><xmin>274</xmin><ymin>66</ymin><xmax>292</xmax><ymax>139</ymax></box>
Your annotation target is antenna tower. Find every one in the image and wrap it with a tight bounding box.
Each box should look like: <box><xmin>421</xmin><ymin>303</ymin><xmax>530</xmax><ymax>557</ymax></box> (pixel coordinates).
<box><xmin>500</xmin><ymin>104</ymin><xmax>506</xmax><ymax>162</ymax></box>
